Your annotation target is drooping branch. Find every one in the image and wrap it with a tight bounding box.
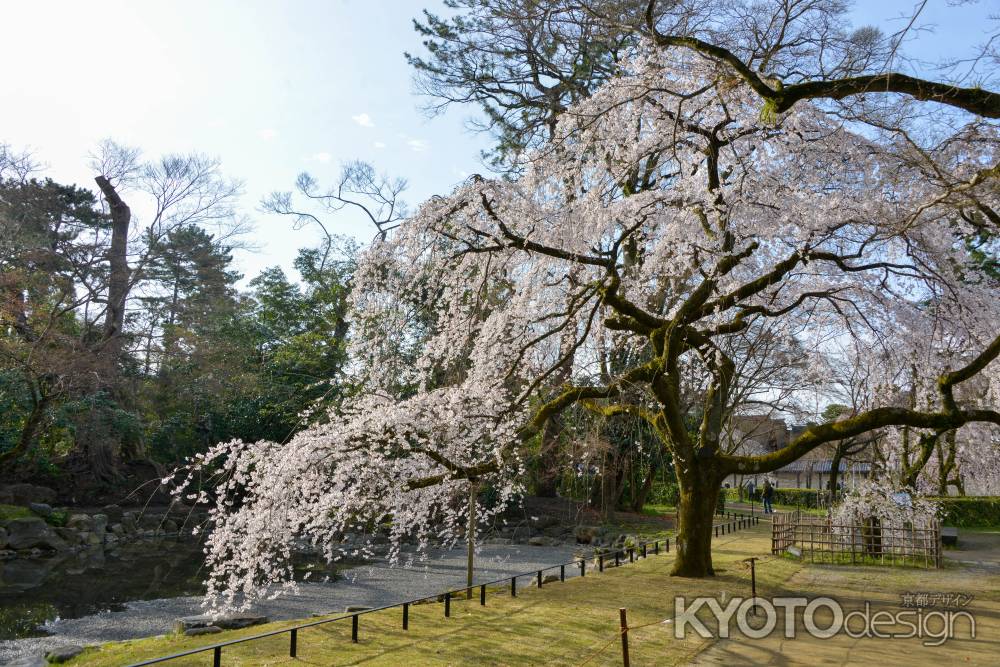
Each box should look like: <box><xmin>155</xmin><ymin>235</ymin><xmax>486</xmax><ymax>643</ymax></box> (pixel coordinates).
<box><xmin>644</xmin><ymin>0</ymin><xmax>1000</xmax><ymax>118</ymax></box>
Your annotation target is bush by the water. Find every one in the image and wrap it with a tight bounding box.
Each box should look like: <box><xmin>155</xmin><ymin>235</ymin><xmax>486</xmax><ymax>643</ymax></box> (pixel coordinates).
<box><xmin>932</xmin><ymin>496</ymin><xmax>1000</xmax><ymax>527</ymax></box>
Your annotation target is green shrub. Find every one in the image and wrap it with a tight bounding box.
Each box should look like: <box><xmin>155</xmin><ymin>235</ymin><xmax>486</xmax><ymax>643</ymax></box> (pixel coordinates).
<box><xmin>773</xmin><ymin>488</ymin><xmax>827</xmax><ymax>508</ymax></box>
<box><xmin>725</xmin><ymin>486</ymin><xmax>831</xmax><ymax>508</ymax></box>
<box><xmin>648</xmin><ymin>482</ymin><xmax>680</xmax><ymax>507</ymax></box>
<box><xmin>931</xmin><ymin>496</ymin><xmax>1000</xmax><ymax>527</ymax></box>
<box><xmin>46</xmin><ymin>510</ymin><xmax>68</xmax><ymax>527</ymax></box>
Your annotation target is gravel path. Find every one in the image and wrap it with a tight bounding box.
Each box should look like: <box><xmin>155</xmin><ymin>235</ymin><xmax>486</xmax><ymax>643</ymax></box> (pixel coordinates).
<box><xmin>0</xmin><ymin>543</ymin><xmax>584</xmax><ymax>665</ymax></box>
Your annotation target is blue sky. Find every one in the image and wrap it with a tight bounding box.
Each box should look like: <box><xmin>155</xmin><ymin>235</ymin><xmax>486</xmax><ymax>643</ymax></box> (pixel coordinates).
<box><xmin>2</xmin><ymin>0</ymin><xmax>995</xmax><ymax>284</ymax></box>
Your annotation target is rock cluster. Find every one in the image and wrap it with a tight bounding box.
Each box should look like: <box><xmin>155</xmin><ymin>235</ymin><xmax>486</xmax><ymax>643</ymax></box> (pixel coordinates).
<box><xmin>0</xmin><ymin>484</ymin><xmax>205</xmax><ymax>569</ymax></box>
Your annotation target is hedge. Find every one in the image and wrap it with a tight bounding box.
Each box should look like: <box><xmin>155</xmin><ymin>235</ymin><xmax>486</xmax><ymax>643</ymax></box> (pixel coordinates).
<box><xmin>932</xmin><ymin>496</ymin><xmax>1000</xmax><ymax>528</ymax></box>
<box><xmin>724</xmin><ymin>486</ymin><xmax>834</xmax><ymax>508</ymax></box>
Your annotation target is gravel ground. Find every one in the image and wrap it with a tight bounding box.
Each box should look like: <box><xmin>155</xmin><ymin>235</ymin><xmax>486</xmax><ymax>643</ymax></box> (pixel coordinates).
<box><xmin>0</xmin><ymin>543</ymin><xmax>584</xmax><ymax>665</ymax></box>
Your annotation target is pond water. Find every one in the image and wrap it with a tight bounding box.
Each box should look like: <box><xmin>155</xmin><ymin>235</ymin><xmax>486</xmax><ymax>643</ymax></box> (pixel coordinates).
<box><xmin>0</xmin><ymin>539</ymin><xmax>342</xmax><ymax>640</ymax></box>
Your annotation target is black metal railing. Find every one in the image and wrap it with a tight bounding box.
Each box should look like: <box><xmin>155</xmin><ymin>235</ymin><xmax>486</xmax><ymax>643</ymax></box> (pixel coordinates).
<box><xmin>127</xmin><ymin>513</ymin><xmax>760</xmax><ymax>666</ymax></box>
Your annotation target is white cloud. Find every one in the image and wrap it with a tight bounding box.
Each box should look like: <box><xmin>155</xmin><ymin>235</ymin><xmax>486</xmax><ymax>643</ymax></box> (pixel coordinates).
<box><xmin>311</xmin><ymin>151</ymin><xmax>332</xmax><ymax>163</ymax></box>
<box><xmin>258</xmin><ymin>128</ymin><xmax>278</xmax><ymax>140</ymax></box>
<box><xmin>406</xmin><ymin>138</ymin><xmax>429</xmax><ymax>152</ymax></box>
<box><xmin>373</xmin><ymin>141</ymin><xmax>386</xmax><ymax>149</ymax></box>
<box><xmin>351</xmin><ymin>113</ymin><xmax>375</xmax><ymax>128</ymax></box>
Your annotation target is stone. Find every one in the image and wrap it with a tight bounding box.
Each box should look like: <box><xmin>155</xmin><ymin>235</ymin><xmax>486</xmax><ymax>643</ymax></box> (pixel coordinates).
<box><xmin>66</xmin><ymin>514</ymin><xmax>93</xmax><ymax>532</ymax></box>
<box><xmin>44</xmin><ymin>645</ymin><xmax>84</xmax><ymax>663</ymax></box>
<box><xmin>528</xmin><ymin>536</ymin><xmax>551</xmax><ymax>546</ymax></box>
<box><xmin>101</xmin><ymin>504</ymin><xmax>124</xmax><ymax>523</ymax></box>
<box><xmin>28</xmin><ymin>503</ymin><xmax>52</xmax><ymax>518</ymax></box>
<box><xmin>543</xmin><ymin>524</ymin><xmax>565</xmax><ymax>538</ymax></box>
<box><xmin>6</xmin><ymin>653</ymin><xmax>47</xmax><ymax>667</ymax></box>
<box><xmin>175</xmin><ymin>614</ymin><xmax>268</xmax><ymax>633</ymax></box>
<box><xmin>54</xmin><ymin>527</ymin><xmax>83</xmax><ymax>545</ymax></box>
<box><xmin>110</xmin><ymin>523</ymin><xmax>125</xmax><ymax>536</ymax></box>
<box><xmin>539</xmin><ymin>574</ymin><xmax>560</xmax><ymax>585</ymax></box>
<box><xmin>0</xmin><ymin>549</ymin><xmax>15</xmax><ymax>560</ymax></box>
<box><xmin>0</xmin><ymin>483</ymin><xmax>56</xmax><ymax>506</ymax></box>
<box><xmin>163</xmin><ymin>519</ymin><xmax>179</xmax><ymax>533</ymax></box>
<box><xmin>0</xmin><ymin>526</ymin><xmax>7</xmax><ymax>549</ymax></box>
<box><xmin>139</xmin><ymin>513</ymin><xmax>165</xmax><ymax>530</ymax></box>
<box><xmin>122</xmin><ymin>510</ymin><xmax>139</xmax><ymax>528</ymax></box>
<box><xmin>185</xmin><ymin>626</ymin><xmax>223</xmax><ymax>636</ymax></box>
<box><xmin>531</xmin><ymin>516</ymin><xmax>561</xmax><ymax>529</ymax></box>
<box><xmin>3</xmin><ymin>518</ymin><xmax>66</xmax><ymax>551</ymax></box>
<box><xmin>483</xmin><ymin>537</ymin><xmax>512</xmax><ymax>545</ymax></box>
<box><xmin>91</xmin><ymin>514</ymin><xmax>108</xmax><ymax>535</ymax></box>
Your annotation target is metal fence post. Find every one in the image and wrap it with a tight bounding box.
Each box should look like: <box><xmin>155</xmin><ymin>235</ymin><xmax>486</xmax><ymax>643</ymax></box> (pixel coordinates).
<box><xmin>445</xmin><ymin>592</ymin><xmax>451</xmax><ymax>617</ymax></box>
<box><xmin>352</xmin><ymin>614</ymin><xmax>359</xmax><ymax>643</ymax></box>
<box><xmin>511</xmin><ymin>576</ymin><xmax>517</xmax><ymax>597</ymax></box>
<box><xmin>560</xmin><ymin>564</ymin><xmax>565</xmax><ymax>581</ymax></box>
<box><xmin>599</xmin><ymin>554</ymin><xmax>605</xmax><ymax>572</ymax></box>
<box><xmin>580</xmin><ymin>559</ymin><xmax>586</xmax><ymax>577</ymax></box>
<box><xmin>480</xmin><ymin>584</ymin><xmax>486</xmax><ymax>606</ymax></box>
<box><xmin>289</xmin><ymin>628</ymin><xmax>297</xmax><ymax>658</ymax></box>
<box><xmin>213</xmin><ymin>646</ymin><xmax>221</xmax><ymax>667</ymax></box>
<box><xmin>403</xmin><ymin>602</ymin><xmax>409</xmax><ymax>630</ymax></box>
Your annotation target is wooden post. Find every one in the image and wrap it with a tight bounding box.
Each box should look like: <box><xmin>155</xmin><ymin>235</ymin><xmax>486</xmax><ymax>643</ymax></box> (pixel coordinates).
<box><xmin>619</xmin><ymin>608</ymin><xmax>630</xmax><ymax>667</ymax></box>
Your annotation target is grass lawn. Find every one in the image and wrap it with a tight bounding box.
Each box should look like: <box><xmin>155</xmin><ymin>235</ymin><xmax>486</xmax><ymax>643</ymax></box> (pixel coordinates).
<box><xmin>65</xmin><ymin>524</ymin><xmax>1000</xmax><ymax>666</ymax></box>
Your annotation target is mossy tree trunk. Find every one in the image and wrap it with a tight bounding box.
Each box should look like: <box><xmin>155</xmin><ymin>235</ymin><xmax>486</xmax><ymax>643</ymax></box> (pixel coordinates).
<box><xmin>671</xmin><ymin>458</ymin><xmax>723</xmax><ymax>577</ymax></box>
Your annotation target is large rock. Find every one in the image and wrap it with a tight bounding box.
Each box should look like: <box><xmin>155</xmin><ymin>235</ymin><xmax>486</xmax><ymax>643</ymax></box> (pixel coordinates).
<box><xmin>175</xmin><ymin>614</ymin><xmax>268</xmax><ymax>634</ymax></box>
<box><xmin>3</xmin><ymin>518</ymin><xmax>66</xmax><ymax>551</ymax></box>
<box><xmin>91</xmin><ymin>513</ymin><xmax>108</xmax><ymax>535</ymax></box>
<box><xmin>28</xmin><ymin>503</ymin><xmax>52</xmax><ymax>518</ymax></box>
<box><xmin>185</xmin><ymin>626</ymin><xmax>222</xmax><ymax>636</ymax></box>
<box><xmin>54</xmin><ymin>527</ymin><xmax>84</xmax><ymax>545</ymax></box>
<box><xmin>66</xmin><ymin>514</ymin><xmax>93</xmax><ymax>532</ymax></box>
<box><xmin>0</xmin><ymin>483</ymin><xmax>56</xmax><ymax>506</ymax></box>
<box><xmin>101</xmin><ymin>504</ymin><xmax>124</xmax><ymax>523</ymax></box>
<box><xmin>45</xmin><ymin>645</ymin><xmax>84</xmax><ymax>663</ymax></box>
<box><xmin>0</xmin><ymin>526</ymin><xmax>7</xmax><ymax>549</ymax></box>
<box><xmin>6</xmin><ymin>653</ymin><xmax>47</xmax><ymax>667</ymax></box>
